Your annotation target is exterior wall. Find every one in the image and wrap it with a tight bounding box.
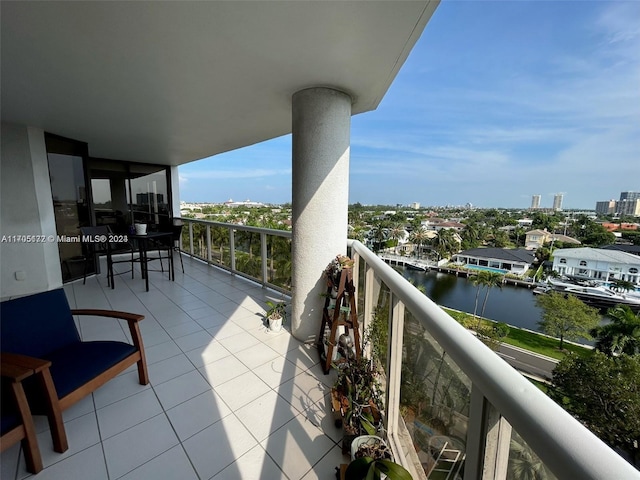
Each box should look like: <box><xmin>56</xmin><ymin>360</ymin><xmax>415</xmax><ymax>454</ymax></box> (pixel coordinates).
<box><xmin>617</xmin><ymin>199</ymin><xmax>640</xmax><ymax>216</ymax></box>
<box><xmin>595</xmin><ymin>200</ymin><xmax>616</xmax><ymax>215</ymax></box>
<box><xmin>452</xmin><ymin>254</ymin><xmax>531</xmax><ymax>274</ymax></box>
<box><xmin>553</xmin><ymin>255</ymin><xmax>640</xmax><ymax>285</ymax></box>
<box><xmin>1</xmin><ymin>123</ymin><xmax>62</xmax><ymax>299</ymax></box>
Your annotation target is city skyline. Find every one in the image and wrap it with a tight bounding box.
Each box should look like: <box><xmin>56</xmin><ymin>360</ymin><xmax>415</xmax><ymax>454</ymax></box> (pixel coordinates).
<box><xmin>178</xmin><ymin>1</ymin><xmax>640</xmax><ymax>210</ymax></box>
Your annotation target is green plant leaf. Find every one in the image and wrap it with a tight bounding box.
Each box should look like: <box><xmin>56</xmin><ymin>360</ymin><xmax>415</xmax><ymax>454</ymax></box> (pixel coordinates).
<box><xmin>345</xmin><ymin>457</ymin><xmax>413</xmax><ymax>480</ymax></box>
<box><xmin>375</xmin><ymin>460</ymin><xmax>413</xmax><ymax>480</ymax></box>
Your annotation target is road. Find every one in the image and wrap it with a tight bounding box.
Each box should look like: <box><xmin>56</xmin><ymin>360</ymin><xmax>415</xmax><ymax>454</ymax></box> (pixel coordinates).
<box><xmin>496</xmin><ymin>343</ymin><xmax>559</xmax><ymax>380</ymax></box>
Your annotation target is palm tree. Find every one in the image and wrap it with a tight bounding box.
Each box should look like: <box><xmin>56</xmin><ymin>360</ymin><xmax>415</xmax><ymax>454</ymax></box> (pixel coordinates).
<box><xmin>409</xmin><ymin>227</ymin><xmax>429</xmax><ymax>259</ymax></box>
<box><xmin>369</xmin><ymin>224</ymin><xmax>387</xmax><ymax>253</ymax></box>
<box><xmin>591</xmin><ymin>305</ymin><xmax>640</xmax><ymax>356</ymax></box>
<box><xmin>470</xmin><ymin>274</ymin><xmax>484</xmax><ymax>322</ymax></box>
<box><xmin>477</xmin><ymin>271</ymin><xmax>504</xmax><ymax>328</ymax></box>
<box><xmin>508</xmin><ymin>438</ymin><xmax>550</xmax><ymax>480</ymax></box>
<box><xmin>388</xmin><ymin>223</ymin><xmax>405</xmax><ymax>254</ymax></box>
<box><xmin>432</xmin><ymin>228</ymin><xmax>459</xmax><ymax>260</ymax></box>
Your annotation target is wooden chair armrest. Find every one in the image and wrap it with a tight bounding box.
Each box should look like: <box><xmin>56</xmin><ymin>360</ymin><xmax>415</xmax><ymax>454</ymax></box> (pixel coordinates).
<box><xmin>1</xmin><ymin>352</ymin><xmax>52</xmax><ymax>374</ymax></box>
<box><xmin>71</xmin><ymin>309</ymin><xmax>144</xmax><ymax>323</ymax></box>
<box><xmin>1</xmin><ymin>359</ymin><xmax>34</xmax><ymax>382</ymax></box>
<box><xmin>71</xmin><ymin>309</ymin><xmax>146</xmax><ymax>357</ymax></box>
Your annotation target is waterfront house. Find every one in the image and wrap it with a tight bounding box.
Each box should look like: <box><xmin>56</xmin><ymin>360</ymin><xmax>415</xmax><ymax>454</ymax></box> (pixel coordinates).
<box><xmin>552</xmin><ymin>247</ymin><xmax>640</xmax><ymax>286</ymax></box>
<box><xmin>524</xmin><ymin>229</ymin><xmax>581</xmax><ymax>250</ymax></box>
<box><xmin>1</xmin><ymin>2</ymin><xmax>636</xmax><ymax>479</ymax></box>
<box><xmin>451</xmin><ymin>247</ymin><xmax>536</xmax><ymax>275</ymax></box>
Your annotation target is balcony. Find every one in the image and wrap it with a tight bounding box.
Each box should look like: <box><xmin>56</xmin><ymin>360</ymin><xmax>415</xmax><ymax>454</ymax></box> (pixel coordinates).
<box><xmin>2</xmin><ymin>220</ymin><xmax>637</xmax><ymax>479</ymax></box>
<box><xmin>1</xmin><ymin>254</ymin><xmax>342</xmax><ymax>480</ymax></box>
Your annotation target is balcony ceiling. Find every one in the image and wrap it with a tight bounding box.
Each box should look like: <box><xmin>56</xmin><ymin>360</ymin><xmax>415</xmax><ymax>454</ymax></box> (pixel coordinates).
<box><xmin>1</xmin><ymin>1</ymin><xmax>438</xmax><ymax>166</ymax></box>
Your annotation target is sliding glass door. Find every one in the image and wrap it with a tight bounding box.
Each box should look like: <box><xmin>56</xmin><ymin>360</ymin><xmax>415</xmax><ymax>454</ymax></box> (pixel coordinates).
<box><xmin>46</xmin><ymin>134</ymin><xmax>93</xmax><ymax>282</ymax></box>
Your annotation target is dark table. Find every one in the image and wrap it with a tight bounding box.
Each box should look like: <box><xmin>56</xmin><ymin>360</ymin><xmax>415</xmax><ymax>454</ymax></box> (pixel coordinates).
<box><xmin>128</xmin><ymin>232</ymin><xmax>174</xmax><ymax>291</ymax></box>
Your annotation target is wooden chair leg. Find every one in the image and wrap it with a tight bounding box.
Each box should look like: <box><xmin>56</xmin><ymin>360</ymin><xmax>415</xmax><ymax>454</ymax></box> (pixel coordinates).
<box><xmin>36</xmin><ymin>369</ymin><xmax>68</xmax><ymax>453</ymax></box>
<box><xmin>12</xmin><ymin>382</ymin><xmax>43</xmax><ymax>473</ymax></box>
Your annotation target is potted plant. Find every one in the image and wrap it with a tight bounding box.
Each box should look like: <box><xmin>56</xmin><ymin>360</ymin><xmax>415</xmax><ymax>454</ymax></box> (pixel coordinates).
<box><xmin>324</xmin><ymin>254</ymin><xmax>355</xmax><ymax>288</ymax></box>
<box><xmin>350</xmin><ymin>435</ymin><xmax>392</xmax><ymax>461</ymax></box>
<box><xmin>344</xmin><ymin>456</ymin><xmax>413</xmax><ymax>480</ymax></box>
<box><xmin>333</xmin><ymin>356</ymin><xmax>384</xmax><ymax>452</ymax></box>
<box><xmin>265</xmin><ymin>299</ymin><xmax>286</xmax><ymax>332</ymax></box>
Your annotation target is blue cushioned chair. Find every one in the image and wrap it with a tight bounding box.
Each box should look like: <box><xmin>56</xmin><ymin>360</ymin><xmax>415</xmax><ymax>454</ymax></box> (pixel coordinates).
<box><xmin>0</xmin><ymin>288</ymin><xmax>149</xmax><ymax>452</ymax></box>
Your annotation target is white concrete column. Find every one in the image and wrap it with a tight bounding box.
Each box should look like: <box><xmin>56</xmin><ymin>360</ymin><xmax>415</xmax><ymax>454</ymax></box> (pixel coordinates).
<box><xmin>291</xmin><ymin>87</ymin><xmax>352</xmax><ymax>342</ymax></box>
<box><xmin>170</xmin><ymin>165</ymin><xmax>181</xmax><ymax>218</ymax></box>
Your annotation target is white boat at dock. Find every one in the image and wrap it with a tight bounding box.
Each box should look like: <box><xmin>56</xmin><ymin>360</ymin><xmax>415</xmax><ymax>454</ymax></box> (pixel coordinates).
<box><xmin>544</xmin><ymin>277</ymin><xmax>640</xmax><ymax>311</ymax></box>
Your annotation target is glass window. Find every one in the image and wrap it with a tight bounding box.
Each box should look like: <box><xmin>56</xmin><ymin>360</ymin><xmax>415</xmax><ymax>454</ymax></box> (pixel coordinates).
<box><xmin>630</xmin><ymin>268</ymin><xmax>638</xmax><ymax>274</ymax></box>
<box><xmin>579</xmin><ymin>260</ymin><xmax>587</xmax><ymax>266</ymax></box>
<box><xmin>559</xmin><ymin>258</ymin><xmax>566</xmax><ymax>264</ymax></box>
<box><xmin>88</xmin><ymin>159</ymin><xmax>171</xmax><ymax>233</ymax></box>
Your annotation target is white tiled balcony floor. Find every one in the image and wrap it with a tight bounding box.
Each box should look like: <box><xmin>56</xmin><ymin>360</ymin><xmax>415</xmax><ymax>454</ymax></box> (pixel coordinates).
<box><xmin>2</xmin><ymin>255</ymin><xmax>345</xmax><ymax>480</ymax></box>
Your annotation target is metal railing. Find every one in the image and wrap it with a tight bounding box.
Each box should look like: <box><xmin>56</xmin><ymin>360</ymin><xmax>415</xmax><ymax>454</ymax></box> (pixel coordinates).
<box><xmin>348</xmin><ymin>239</ymin><xmax>638</xmax><ymax>480</ymax></box>
<box><xmin>180</xmin><ymin>218</ymin><xmax>291</xmax><ymax>293</ymax></box>
<box><xmin>177</xmin><ymin>220</ymin><xmax>637</xmax><ymax>478</ymax></box>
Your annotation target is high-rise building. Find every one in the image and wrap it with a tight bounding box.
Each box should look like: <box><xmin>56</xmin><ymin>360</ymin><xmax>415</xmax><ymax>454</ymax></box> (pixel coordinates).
<box><xmin>553</xmin><ymin>193</ymin><xmax>563</xmax><ymax>211</ymax></box>
<box><xmin>617</xmin><ymin>192</ymin><xmax>640</xmax><ymax>215</ymax></box>
<box><xmin>595</xmin><ymin>200</ymin><xmax>617</xmax><ymax>215</ymax></box>
<box><xmin>618</xmin><ymin>199</ymin><xmax>640</xmax><ymax>216</ymax></box>
<box><xmin>619</xmin><ymin>191</ymin><xmax>640</xmax><ymax>202</ymax></box>
<box><xmin>530</xmin><ymin>195</ymin><xmax>541</xmax><ymax>209</ymax></box>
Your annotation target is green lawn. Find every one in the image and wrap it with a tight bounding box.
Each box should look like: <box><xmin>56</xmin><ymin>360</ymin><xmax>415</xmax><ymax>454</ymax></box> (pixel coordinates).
<box><xmin>441</xmin><ymin>307</ymin><xmax>592</xmax><ymax>361</ymax></box>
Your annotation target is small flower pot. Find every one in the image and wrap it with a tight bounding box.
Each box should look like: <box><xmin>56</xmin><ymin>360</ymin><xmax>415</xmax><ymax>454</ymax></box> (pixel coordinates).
<box><xmin>268</xmin><ymin>316</ymin><xmax>283</xmax><ymax>332</ymax></box>
<box><xmin>350</xmin><ymin>435</ymin><xmax>392</xmax><ymax>461</ymax></box>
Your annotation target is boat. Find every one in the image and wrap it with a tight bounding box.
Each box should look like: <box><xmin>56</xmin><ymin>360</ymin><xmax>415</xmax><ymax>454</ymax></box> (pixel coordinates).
<box><xmin>405</xmin><ymin>261</ymin><xmax>428</xmax><ymax>272</ymax></box>
<box><xmin>532</xmin><ymin>285</ymin><xmax>551</xmax><ymax>295</ymax></box>
<box><xmin>544</xmin><ymin>277</ymin><xmax>640</xmax><ymax>311</ymax></box>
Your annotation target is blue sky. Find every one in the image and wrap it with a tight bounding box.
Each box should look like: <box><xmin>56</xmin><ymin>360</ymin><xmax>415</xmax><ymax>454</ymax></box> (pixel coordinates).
<box><xmin>179</xmin><ymin>1</ymin><xmax>640</xmax><ymax>210</ymax></box>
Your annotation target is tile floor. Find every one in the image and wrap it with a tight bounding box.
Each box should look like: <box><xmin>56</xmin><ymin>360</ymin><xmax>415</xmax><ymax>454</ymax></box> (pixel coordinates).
<box><xmin>1</xmin><ymin>255</ymin><xmax>347</xmax><ymax>480</ymax></box>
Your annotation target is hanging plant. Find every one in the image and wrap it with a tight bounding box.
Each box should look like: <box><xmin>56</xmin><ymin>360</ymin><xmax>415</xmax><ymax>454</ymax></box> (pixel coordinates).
<box><xmin>324</xmin><ymin>254</ymin><xmax>355</xmax><ymax>287</ymax></box>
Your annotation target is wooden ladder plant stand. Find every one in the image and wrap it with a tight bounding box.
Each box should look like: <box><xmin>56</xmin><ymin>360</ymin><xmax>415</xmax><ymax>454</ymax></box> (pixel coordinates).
<box><xmin>318</xmin><ymin>266</ymin><xmax>362</xmax><ymax>374</ymax></box>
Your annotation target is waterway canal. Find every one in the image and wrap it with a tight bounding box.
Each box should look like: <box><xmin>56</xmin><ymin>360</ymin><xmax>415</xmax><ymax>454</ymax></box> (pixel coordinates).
<box><xmin>399</xmin><ymin>267</ymin><xmax>548</xmax><ymax>333</ymax></box>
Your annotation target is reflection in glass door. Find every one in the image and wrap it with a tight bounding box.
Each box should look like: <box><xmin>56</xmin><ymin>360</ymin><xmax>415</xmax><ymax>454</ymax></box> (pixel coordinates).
<box><xmin>47</xmin><ymin>153</ymin><xmax>92</xmax><ymax>282</ymax></box>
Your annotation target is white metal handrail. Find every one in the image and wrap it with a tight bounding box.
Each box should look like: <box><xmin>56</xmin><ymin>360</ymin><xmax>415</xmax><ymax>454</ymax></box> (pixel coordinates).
<box><xmin>180</xmin><ymin>217</ymin><xmax>291</xmax><ymax>293</ymax></box>
<box><xmin>174</xmin><ymin>222</ymin><xmax>637</xmax><ymax>478</ymax></box>
<box><xmin>349</xmin><ymin>239</ymin><xmax>639</xmax><ymax>480</ymax></box>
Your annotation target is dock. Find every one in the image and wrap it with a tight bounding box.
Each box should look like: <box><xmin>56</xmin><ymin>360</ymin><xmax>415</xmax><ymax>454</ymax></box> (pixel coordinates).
<box><xmin>378</xmin><ymin>254</ymin><xmax>538</xmax><ymax>289</ymax></box>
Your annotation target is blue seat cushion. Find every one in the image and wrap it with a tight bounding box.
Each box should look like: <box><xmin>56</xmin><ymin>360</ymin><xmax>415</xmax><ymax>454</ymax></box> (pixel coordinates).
<box><xmin>1</xmin><ymin>413</ymin><xmax>21</xmax><ymax>436</ymax></box>
<box><xmin>44</xmin><ymin>341</ymin><xmax>137</xmax><ymax>399</ymax></box>
<box><xmin>0</xmin><ymin>289</ymin><xmax>80</xmax><ymax>358</ymax></box>
<box><xmin>0</xmin><ymin>379</ymin><xmax>21</xmax><ymax>436</ymax></box>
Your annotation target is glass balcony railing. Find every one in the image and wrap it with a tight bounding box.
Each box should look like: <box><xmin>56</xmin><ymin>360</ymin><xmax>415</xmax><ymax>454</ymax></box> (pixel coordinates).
<box><xmin>181</xmin><ymin>218</ymin><xmax>291</xmax><ymax>293</ymax></box>
<box><xmin>178</xmin><ymin>218</ymin><xmax>637</xmax><ymax>479</ymax></box>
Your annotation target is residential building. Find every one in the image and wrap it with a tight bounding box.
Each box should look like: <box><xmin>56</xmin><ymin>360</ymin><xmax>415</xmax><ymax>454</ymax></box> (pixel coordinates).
<box><xmin>517</xmin><ymin>218</ymin><xmax>534</xmax><ymax>228</ymax></box>
<box><xmin>602</xmin><ymin>244</ymin><xmax>640</xmax><ymax>257</ymax></box>
<box><xmin>552</xmin><ymin>247</ymin><xmax>640</xmax><ymax>285</ymax></box>
<box><xmin>601</xmin><ymin>222</ymin><xmax>639</xmax><ymax>232</ymax></box>
<box><xmin>1</xmin><ymin>3</ymin><xmax>636</xmax><ymax>479</ymax></box>
<box><xmin>451</xmin><ymin>247</ymin><xmax>536</xmax><ymax>275</ymax></box>
<box><xmin>530</xmin><ymin>194</ymin><xmax>541</xmax><ymax>209</ymax></box>
<box><xmin>552</xmin><ymin>193</ymin><xmax>563</xmax><ymax>211</ymax></box>
<box><xmin>595</xmin><ymin>199</ymin><xmax>617</xmax><ymax>215</ymax></box>
<box><xmin>618</xmin><ymin>198</ymin><xmax>640</xmax><ymax>217</ymax></box>
<box><xmin>524</xmin><ymin>229</ymin><xmax>581</xmax><ymax>250</ymax></box>
<box><xmin>620</xmin><ymin>191</ymin><xmax>640</xmax><ymax>203</ymax></box>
